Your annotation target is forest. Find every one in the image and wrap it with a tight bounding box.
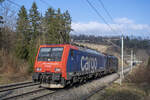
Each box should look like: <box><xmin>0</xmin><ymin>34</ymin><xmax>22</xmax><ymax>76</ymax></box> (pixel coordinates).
<box><xmin>0</xmin><ymin>1</ymin><xmax>71</xmax><ymax>73</ymax></box>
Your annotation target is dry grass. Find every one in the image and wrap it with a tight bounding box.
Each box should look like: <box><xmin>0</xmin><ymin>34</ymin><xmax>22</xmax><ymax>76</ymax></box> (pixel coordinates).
<box><xmin>124</xmin><ymin>64</ymin><xmax>150</xmax><ymax>97</ymax></box>
<box><xmin>89</xmin><ymin>83</ymin><xmax>145</xmax><ymax>100</ymax></box>
<box><xmin>125</xmin><ymin>64</ymin><xmax>150</xmax><ymax>85</ymax></box>
<box><xmin>88</xmin><ymin>63</ymin><xmax>150</xmax><ymax>100</ymax></box>
<box><xmin>88</xmin><ymin>82</ymin><xmax>150</xmax><ymax>100</ymax></box>
<box><xmin>0</xmin><ymin>50</ymin><xmax>31</xmax><ymax>85</ymax></box>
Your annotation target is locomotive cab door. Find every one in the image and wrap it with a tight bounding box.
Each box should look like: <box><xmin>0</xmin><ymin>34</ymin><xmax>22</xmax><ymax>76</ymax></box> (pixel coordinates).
<box><xmin>67</xmin><ymin>49</ymin><xmax>78</xmax><ymax>73</ymax></box>
<box><xmin>70</xmin><ymin>49</ymin><xmax>78</xmax><ymax>72</ymax></box>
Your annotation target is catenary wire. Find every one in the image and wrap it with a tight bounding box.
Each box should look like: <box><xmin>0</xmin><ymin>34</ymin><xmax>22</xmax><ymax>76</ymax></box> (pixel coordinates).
<box><xmin>97</xmin><ymin>0</ymin><xmax>123</xmax><ymax>33</ymax></box>
<box><xmin>86</xmin><ymin>0</ymin><xmax>118</xmax><ymax>34</ymax></box>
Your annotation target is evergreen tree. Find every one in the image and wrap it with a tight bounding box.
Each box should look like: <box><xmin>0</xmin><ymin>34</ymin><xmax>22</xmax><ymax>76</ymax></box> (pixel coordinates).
<box><xmin>56</xmin><ymin>8</ymin><xmax>63</xmax><ymax>43</ymax></box>
<box><xmin>0</xmin><ymin>0</ymin><xmax>4</xmax><ymax>3</ymax></box>
<box><xmin>0</xmin><ymin>16</ymin><xmax>3</xmax><ymax>24</ymax></box>
<box><xmin>0</xmin><ymin>16</ymin><xmax>3</xmax><ymax>48</ymax></box>
<box><xmin>29</xmin><ymin>2</ymin><xmax>40</xmax><ymax>39</ymax></box>
<box><xmin>44</xmin><ymin>8</ymin><xmax>71</xmax><ymax>44</ymax></box>
<box><xmin>44</xmin><ymin>8</ymin><xmax>60</xmax><ymax>44</ymax></box>
<box><xmin>0</xmin><ymin>0</ymin><xmax>4</xmax><ymax>48</ymax></box>
<box><xmin>15</xmin><ymin>6</ymin><xmax>29</xmax><ymax>59</ymax></box>
<box><xmin>62</xmin><ymin>10</ymin><xmax>71</xmax><ymax>43</ymax></box>
<box><xmin>28</xmin><ymin>2</ymin><xmax>41</xmax><ymax>72</ymax></box>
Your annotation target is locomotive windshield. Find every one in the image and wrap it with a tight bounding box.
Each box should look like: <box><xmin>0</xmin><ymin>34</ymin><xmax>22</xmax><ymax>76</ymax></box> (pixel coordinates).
<box><xmin>38</xmin><ymin>47</ymin><xmax>64</xmax><ymax>61</ymax></box>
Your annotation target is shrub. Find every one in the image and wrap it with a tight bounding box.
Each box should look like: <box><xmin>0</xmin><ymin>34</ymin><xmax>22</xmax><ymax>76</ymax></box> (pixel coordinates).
<box><xmin>126</xmin><ymin>63</ymin><xmax>150</xmax><ymax>85</ymax></box>
<box><xmin>147</xmin><ymin>57</ymin><xmax>150</xmax><ymax>68</ymax></box>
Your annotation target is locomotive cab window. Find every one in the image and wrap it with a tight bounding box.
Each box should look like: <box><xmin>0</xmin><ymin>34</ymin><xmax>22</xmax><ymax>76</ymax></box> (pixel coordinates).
<box><xmin>38</xmin><ymin>47</ymin><xmax>64</xmax><ymax>61</ymax></box>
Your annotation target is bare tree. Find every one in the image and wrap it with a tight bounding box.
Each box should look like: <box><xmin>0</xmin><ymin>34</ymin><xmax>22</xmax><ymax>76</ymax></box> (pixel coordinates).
<box><xmin>0</xmin><ymin>2</ymin><xmax>17</xmax><ymax>51</ymax></box>
<box><xmin>0</xmin><ymin>2</ymin><xmax>17</xmax><ymax>30</ymax></box>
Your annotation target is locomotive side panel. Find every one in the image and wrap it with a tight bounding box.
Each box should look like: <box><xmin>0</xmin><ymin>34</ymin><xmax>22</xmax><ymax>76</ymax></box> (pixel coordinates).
<box><xmin>106</xmin><ymin>56</ymin><xmax>118</xmax><ymax>73</ymax></box>
<box><xmin>66</xmin><ymin>49</ymin><xmax>107</xmax><ymax>80</ymax></box>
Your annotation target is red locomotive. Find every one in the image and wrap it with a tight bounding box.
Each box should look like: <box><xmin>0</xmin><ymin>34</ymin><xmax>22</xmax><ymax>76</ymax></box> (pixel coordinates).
<box><xmin>32</xmin><ymin>44</ymin><xmax>118</xmax><ymax>88</ymax></box>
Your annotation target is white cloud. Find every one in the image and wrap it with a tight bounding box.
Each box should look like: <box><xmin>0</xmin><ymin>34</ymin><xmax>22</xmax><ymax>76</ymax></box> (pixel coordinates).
<box><xmin>71</xmin><ymin>18</ymin><xmax>150</xmax><ymax>36</ymax></box>
<box><xmin>114</xmin><ymin>17</ymin><xmax>134</xmax><ymax>24</ymax></box>
<box><xmin>72</xmin><ymin>22</ymin><xmax>111</xmax><ymax>34</ymax></box>
<box><xmin>130</xmin><ymin>24</ymin><xmax>150</xmax><ymax>30</ymax></box>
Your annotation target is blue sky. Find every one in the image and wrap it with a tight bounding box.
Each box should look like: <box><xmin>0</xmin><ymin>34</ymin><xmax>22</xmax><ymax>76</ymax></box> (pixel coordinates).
<box><xmin>2</xmin><ymin>0</ymin><xmax>150</xmax><ymax>37</ymax></box>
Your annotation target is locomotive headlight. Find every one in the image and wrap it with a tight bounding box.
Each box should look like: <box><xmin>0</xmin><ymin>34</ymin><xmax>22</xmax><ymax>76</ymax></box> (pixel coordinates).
<box><xmin>55</xmin><ymin>68</ymin><xmax>61</xmax><ymax>72</ymax></box>
<box><xmin>36</xmin><ymin>67</ymin><xmax>42</xmax><ymax>71</ymax></box>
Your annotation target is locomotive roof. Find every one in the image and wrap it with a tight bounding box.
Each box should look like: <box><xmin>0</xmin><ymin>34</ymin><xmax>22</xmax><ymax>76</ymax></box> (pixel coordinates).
<box><xmin>40</xmin><ymin>44</ymin><xmax>104</xmax><ymax>56</ymax></box>
<box><xmin>77</xmin><ymin>46</ymin><xmax>104</xmax><ymax>56</ymax></box>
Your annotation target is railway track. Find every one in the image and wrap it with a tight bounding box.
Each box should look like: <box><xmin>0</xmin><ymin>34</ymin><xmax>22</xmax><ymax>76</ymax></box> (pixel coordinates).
<box><xmin>0</xmin><ymin>81</ymin><xmax>58</xmax><ymax>100</ymax></box>
<box><xmin>30</xmin><ymin>90</ymin><xmax>56</xmax><ymax>100</ymax></box>
<box><xmin>1</xmin><ymin>88</ymin><xmax>56</xmax><ymax>100</ymax></box>
<box><xmin>0</xmin><ymin>81</ymin><xmax>33</xmax><ymax>88</ymax></box>
<box><xmin>0</xmin><ymin>81</ymin><xmax>40</xmax><ymax>92</ymax></box>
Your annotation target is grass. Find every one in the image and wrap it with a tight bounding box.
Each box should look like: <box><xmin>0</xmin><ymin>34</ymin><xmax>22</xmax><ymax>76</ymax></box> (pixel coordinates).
<box><xmin>0</xmin><ymin>74</ymin><xmax>13</xmax><ymax>85</ymax></box>
<box><xmin>89</xmin><ymin>83</ymin><xmax>149</xmax><ymax>100</ymax></box>
<box><xmin>0</xmin><ymin>50</ymin><xmax>31</xmax><ymax>85</ymax></box>
<box><xmin>0</xmin><ymin>73</ymin><xmax>31</xmax><ymax>85</ymax></box>
<box><xmin>100</xmin><ymin>83</ymin><xmax>145</xmax><ymax>100</ymax></box>
<box><xmin>88</xmin><ymin>64</ymin><xmax>150</xmax><ymax>100</ymax></box>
